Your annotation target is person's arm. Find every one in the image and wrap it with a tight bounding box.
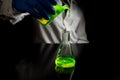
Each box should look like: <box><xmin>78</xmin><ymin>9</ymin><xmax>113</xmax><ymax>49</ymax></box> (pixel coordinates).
<box><xmin>0</xmin><ymin>0</ymin><xmax>14</xmax><ymax>20</ymax></box>
<box><xmin>0</xmin><ymin>0</ymin><xmax>58</xmax><ymax>24</ymax></box>
<box><xmin>0</xmin><ymin>0</ymin><xmax>30</xmax><ymax>25</ymax></box>
<box><xmin>74</xmin><ymin>0</ymin><xmax>89</xmax><ymax>43</ymax></box>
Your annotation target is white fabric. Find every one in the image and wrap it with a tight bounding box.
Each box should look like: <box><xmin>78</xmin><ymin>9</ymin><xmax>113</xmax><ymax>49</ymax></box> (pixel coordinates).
<box><xmin>34</xmin><ymin>0</ymin><xmax>89</xmax><ymax>43</ymax></box>
<box><xmin>0</xmin><ymin>0</ymin><xmax>89</xmax><ymax>44</ymax></box>
<box><xmin>10</xmin><ymin>13</ymin><xmax>29</xmax><ymax>24</ymax></box>
<box><xmin>0</xmin><ymin>0</ymin><xmax>14</xmax><ymax>19</ymax></box>
<box><xmin>0</xmin><ymin>0</ymin><xmax>29</xmax><ymax>21</ymax></box>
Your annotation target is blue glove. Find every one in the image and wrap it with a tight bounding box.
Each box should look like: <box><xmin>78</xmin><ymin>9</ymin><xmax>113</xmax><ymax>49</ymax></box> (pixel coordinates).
<box><xmin>12</xmin><ymin>0</ymin><xmax>58</xmax><ymax>19</ymax></box>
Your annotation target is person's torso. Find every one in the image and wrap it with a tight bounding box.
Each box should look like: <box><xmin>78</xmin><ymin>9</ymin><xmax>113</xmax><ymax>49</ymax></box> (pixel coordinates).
<box><xmin>33</xmin><ymin>0</ymin><xmax>88</xmax><ymax>43</ymax></box>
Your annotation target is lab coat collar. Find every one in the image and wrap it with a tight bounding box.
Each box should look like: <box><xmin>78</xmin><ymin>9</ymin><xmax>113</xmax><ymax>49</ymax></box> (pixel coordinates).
<box><xmin>60</xmin><ymin>0</ymin><xmax>73</xmax><ymax>7</ymax></box>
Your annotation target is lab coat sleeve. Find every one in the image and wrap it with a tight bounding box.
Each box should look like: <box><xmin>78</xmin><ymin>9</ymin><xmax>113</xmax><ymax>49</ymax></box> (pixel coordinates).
<box><xmin>0</xmin><ymin>0</ymin><xmax>29</xmax><ymax>24</ymax></box>
<box><xmin>0</xmin><ymin>0</ymin><xmax>14</xmax><ymax>20</ymax></box>
<box><xmin>76</xmin><ymin>16</ymin><xmax>89</xmax><ymax>43</ymax></box>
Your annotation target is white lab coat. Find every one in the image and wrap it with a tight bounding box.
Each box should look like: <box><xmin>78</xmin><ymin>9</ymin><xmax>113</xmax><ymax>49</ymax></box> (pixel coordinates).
<box><xmin>34</xmin><ymin>0</ymin><xmax>88</xmax><ymax>43</ymax></box>
<box><xmin>0</xmin><ymin>0</ymin><xmax>89</xmax><ymax>43</ymax></box>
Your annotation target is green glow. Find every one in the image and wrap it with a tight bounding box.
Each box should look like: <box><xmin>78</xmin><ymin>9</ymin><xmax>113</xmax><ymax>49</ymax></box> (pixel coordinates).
<box><xmin>55</xmin><ymin>57</ymin><xmax>75</xmax><ymax>73</ymax></box>
<box><xmin>55</xmin><ymin>65</ymin><xmax>75</xmax><ymax>74</ymax></box>
<box><xmin>55</xmin><ymin>57</ymin><xmax>75</xmax><ymax>68</ymax></box>
<box><xmin>38</xmin><ymin>5</ymin><xmax>69</xmax><ymax>26</ymax></box>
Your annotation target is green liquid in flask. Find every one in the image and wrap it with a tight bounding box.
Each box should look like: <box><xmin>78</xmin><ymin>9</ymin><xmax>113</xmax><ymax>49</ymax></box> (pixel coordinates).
<box><xmin>55</xmin><ymin>57</ymin><xmax>75</xmax><ymax>74</ymax></box>
<box><xmin>55</xmin><ymin>57</ymin><xmax>75</xmax><ymax>68</ymax></box>
<box><xmin>55</xmin><ymin>31</ymin><xmax>76</xmax><ymax>74</ymax></box>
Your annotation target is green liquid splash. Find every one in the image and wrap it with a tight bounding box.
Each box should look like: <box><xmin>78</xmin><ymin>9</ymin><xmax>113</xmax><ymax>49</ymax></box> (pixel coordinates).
<box><xmin>38</xmin><ymin>5</ymin><xmax>69</xmax><ymax>26</ymax></box>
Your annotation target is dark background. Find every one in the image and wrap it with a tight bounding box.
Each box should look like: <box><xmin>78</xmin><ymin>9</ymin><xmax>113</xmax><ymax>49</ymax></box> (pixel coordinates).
<box><xmin>0</xmin><ymin>0</ymin><xmax>118</xmax><ymax>80</ymax></box>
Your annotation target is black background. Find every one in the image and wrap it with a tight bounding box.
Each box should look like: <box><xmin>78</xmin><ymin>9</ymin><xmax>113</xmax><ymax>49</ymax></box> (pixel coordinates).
<box><xmin>0</xmin><ymin>0</ymin><xmax>118</xmax><ymax>80</ymax></box>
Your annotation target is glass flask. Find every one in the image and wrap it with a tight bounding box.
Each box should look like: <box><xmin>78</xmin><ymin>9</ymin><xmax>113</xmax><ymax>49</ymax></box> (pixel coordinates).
<box><xmin>55</xmin><ymin>31</ymin><xmax>76</xmax><ymax>74</ymax></box>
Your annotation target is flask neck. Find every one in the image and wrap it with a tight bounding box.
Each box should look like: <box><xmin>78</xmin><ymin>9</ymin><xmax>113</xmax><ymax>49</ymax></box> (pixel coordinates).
<box><xmin>62</xmin><ymin>31</ymin><xmax>70</xmax><ymax>43</ymax></box>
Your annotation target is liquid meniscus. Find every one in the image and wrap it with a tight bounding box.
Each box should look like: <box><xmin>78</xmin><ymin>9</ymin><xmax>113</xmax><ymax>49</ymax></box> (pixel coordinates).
<box><xmin>55</xmin><ymin>57</ymin><xmax>76</xmax><ymax>68</ymax></box>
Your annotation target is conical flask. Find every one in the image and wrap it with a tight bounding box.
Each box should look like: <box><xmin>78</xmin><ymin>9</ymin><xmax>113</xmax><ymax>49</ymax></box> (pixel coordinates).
<box><xmin>55</xmin><ymin>31</ymin><xmax>76</xmax><ymax>73</ymax></box>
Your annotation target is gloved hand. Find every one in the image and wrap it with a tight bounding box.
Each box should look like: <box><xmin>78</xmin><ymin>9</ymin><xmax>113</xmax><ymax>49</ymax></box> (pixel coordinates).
<box><xmin>12</xmin><ymin>0</ymin><xmax>58</xmax><ymax>19</ymax></box>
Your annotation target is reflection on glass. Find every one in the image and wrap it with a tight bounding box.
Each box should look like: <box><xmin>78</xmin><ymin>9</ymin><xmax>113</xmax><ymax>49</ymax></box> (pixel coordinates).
<box><xmin>55</xmin><ymin>65</ymin><xmax>75</xmax><ymax>74</ymax></box>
